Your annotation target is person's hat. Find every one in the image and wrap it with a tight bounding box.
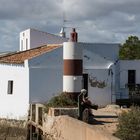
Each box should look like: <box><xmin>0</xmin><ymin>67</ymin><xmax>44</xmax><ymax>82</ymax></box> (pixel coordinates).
<box><xmin>81</xmin><ymin>89</ymin><xmax>87</xmax><ymax>94</ymax></box>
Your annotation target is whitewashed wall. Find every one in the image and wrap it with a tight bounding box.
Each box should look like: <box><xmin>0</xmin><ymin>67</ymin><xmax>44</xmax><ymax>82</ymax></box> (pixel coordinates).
<box><xmin>115</xmin><ymin>60</ymin><xmax>140</xmax><ymax>99</ymax></box>
<box><xmin>20</xmin><ymin>29</ymin><xmax>30</xmax><ymax>51</ymax></box>
<box><xmin>28</xmin><ymin>43</ymin><xmax>119</xmax><ymax>106</ymax></box>
<box><xmin>120</xmin><ymin>60</ymin><xmax>140</xmax><ymax>87</ymax></box>
<box><xmin>20</xmin><ymin>28</ymin><xmax>68</xmax><ymax>51</ymax></box>
<box><xmin>83</xmin><ymin>44</ymin><xmax>117</xmax><ymax>106</ymax></box>
<box><xmin>28</xmin><ymin>47</ymin><xmax>63</xmax><ymax>103</ymax></box>
<box><xmin>84</xmin><ymin>69</ymin><xmax>115</xmax><ymax>107</ymax></box>
<box><xmin>0</xmin><ymin>64</ymin><xmax>29</xmax><ymax>119</ymax></box>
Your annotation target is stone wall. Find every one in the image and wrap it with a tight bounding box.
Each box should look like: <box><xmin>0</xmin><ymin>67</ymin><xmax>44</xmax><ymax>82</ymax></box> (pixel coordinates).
<box><xmin>48</xmin><ymin>107</ymin><xmax>78</xmax><ymax>118</ymax></box>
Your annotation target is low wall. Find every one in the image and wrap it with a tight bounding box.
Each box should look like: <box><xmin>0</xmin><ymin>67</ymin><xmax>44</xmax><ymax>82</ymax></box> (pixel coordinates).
<box><xmin>48</xmin><ymin>107</ymin><xmax>78</xmax><ymax>118</ymax></box>
<box><xmin>43</xmin><ymin>115</ymin><xmax>120</xmax><ymax>140</ymax></box>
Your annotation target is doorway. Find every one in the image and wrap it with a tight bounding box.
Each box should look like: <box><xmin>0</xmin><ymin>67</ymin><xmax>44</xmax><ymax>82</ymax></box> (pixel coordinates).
<box><xmin>82</xmin><ymin>73</ymin><xmax>88</xmax><ymax>97</ymax></box>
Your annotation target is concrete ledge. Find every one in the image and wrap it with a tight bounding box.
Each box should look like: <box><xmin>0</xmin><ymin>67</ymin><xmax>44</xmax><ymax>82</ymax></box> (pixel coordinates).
<box><xmin>48</xmin><ymin>107</ymin><xmax>78</xmax><ymax>118</ymax></box>
<box><xmin>43</xmin><ymin>115</ymin><xmax>120</xmax><ymax>140</ymax></box>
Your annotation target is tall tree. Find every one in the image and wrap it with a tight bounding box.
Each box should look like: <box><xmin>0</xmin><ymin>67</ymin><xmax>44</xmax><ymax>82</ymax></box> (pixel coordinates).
<box><xmin>119</xmin><ymin>36</ymin><xmax>140</xmax><ymax>59</ymax></box>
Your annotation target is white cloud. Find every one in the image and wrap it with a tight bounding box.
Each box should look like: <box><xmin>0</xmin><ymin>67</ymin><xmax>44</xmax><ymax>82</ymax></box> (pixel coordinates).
<box><xmin>0</xmin><ymin>0</ymin><xmax>140</xmax><ymax>51</ymax></box>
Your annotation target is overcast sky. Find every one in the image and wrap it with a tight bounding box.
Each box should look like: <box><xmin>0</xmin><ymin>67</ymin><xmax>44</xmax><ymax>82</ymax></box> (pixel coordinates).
<box><xmin>0</xmin><ymin>0</ymin><xmax>140</xmax><ymax>51</ymax></box>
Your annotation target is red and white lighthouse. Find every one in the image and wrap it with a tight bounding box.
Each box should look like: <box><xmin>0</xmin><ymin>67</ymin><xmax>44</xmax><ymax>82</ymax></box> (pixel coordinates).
<box><xmin>63</xmin><ymin>28</ymin><xmax>83</xmax><ymax>100</ymax></box>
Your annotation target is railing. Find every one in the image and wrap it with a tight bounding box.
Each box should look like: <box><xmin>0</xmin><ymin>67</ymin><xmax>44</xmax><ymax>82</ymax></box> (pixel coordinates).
<box><xmin>126</xmin><ymin>83</ymin><xmax>140</xmax><ymax>95</ymax></box>
<box><xmin>116</xmin><ymin>84</ymin><xmax>140</xmax><ymax>106</ymax></box>
<box><xmin>27</xmin><ymin>103</ymin><xmax>44</xmax><ymax>140</ymax></box>
<box><xmin>116</xmin><ymin>93</ymin><xmax>128</xmax><ymax>99</ymax></box>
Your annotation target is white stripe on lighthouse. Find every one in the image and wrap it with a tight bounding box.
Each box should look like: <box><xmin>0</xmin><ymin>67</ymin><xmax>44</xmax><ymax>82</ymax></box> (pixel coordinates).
<box><xmin>63</xmin><ymin>76</ymin><xmax>82</xmax><ymax>93</ymax></box>
<box><xmin>63</xmin><ymin>42</ymin><xmax>82</xmax><ymax>60</ymax></box>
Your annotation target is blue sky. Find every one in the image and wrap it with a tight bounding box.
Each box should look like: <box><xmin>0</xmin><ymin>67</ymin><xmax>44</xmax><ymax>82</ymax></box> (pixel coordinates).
<box><xmin>0</xmin><ymin>0</ymin><xmax>140</xmax><ymax>51</ymax></box>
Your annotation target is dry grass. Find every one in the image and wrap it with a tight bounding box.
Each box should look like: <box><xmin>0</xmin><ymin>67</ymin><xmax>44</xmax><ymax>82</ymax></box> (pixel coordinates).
<box><xmin>0</xmin><ymin>119</ymin><xmax>27</xmax><ymax>140</ymax></box>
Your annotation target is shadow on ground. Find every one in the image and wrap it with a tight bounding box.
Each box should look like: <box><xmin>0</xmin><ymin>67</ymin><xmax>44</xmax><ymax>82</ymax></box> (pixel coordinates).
<box><xmin>88</xmin><ymin>115</ymin><xmax>118</xmax><ymax>125</ymax></box>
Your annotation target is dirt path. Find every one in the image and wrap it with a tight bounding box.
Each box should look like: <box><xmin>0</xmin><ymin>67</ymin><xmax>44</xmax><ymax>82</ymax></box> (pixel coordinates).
<box><xmin>90</xmin><ymin>105</ymin><xmax>124</xmax><ymax>135</ymax></box>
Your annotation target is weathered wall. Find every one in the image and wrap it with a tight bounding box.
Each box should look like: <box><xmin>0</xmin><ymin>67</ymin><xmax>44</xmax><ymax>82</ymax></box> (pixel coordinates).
<box><xmin>82</xmin><ymin>43</ymin><xmax>119</xmax><ymax>106</ymax></box>
<box><xmin>85</xmin><ymin>69</ymin><xmax>114</xmax><ymax>106</ymax></box>
<box><xmin>43</xmin><ymin>115</ymin><xmax>120</xmax><ymax>140</ymax></box>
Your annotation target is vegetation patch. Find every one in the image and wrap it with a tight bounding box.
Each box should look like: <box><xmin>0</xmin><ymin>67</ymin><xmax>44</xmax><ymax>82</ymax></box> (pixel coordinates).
<box><xmin>44</xmin><ymin>92</ymin><xmax>77</xmax><ymax>113</ymax></box>
<box><xmin>115</xmin><ymin>106</ymin><xmax>140</xmax><ymax>140</ymax></box>
<box><xmin>0</xmin><ymin>119</ymin><xmax>27</xmax><ymax>140</ymax></box>
<box><xmin>119</xmin><ymin>36</ymin><xmax>140</xmax><ymax>60</ymax></box>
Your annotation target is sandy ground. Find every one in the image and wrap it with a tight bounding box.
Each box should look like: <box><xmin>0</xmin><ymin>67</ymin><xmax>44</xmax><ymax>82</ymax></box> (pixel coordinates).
<box><xmin>90</xmin><ymin>105</ymin><xmax>126</xmax><ymax>135</ymax></box>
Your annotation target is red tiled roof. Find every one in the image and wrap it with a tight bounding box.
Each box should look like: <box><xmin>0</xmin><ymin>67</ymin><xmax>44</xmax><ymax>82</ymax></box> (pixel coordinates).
<box><xmin>0</xmin><ymin>44</ymin><xmax>62</xmax><ymax>64</ymax></box>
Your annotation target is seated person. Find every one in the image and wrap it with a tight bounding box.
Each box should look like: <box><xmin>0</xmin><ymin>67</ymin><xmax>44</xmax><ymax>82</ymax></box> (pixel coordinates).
<box><xmin>82</xmin><ymin>96</ymin><xmax>98</xmax><ymax>116</ymax></box>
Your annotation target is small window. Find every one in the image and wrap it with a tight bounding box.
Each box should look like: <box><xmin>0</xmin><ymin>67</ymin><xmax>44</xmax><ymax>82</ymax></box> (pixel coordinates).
<box><xmin>21</xmin><ymin>40</ymin><xmax>23</xmax><ymax>50</ymax></box>
<box><xmin>7</xmin><ymin>80</ymin><xmax>13</xmax><ymax>94</ymax></box>
<box><xmin>26</xmin><ymin>38</ymin><xmax>28</xmax><ymax>50</ymax></box>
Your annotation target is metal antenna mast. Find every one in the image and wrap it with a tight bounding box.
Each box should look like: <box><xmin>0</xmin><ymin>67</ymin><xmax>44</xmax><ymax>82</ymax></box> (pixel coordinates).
<box><xmin>59</xmin><ymin>0</ymin><xmax>67</xmax><ymax>38</ymax></box>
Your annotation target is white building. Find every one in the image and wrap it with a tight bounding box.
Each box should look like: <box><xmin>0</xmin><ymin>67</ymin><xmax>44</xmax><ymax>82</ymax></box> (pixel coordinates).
<box><xmin>0</xmin><ymin>28</ymin><xmax>68</xmax><ymax>119</ymax></box>
<box><xmin>20</xmin><ymin>28</ymin><xmax>68</xmax><ymax>51</ymax></box>
<box><xmin>0</xmin><ymin>28</ymin><xmax>137</xmax><ymax>119</ymax></box>
<box><xmin>115</xmin><ymin>60</ymin><xmax>140</xmax><ymax>106</ymax></box>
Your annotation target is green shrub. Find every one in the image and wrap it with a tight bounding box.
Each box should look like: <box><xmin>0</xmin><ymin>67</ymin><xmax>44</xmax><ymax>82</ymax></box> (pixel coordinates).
<box><xmin>115</xmin><ymin>106</ymin><xmax>140</xmax><ymax>140</ymax></box>
<box><xmin>44</xmin><ymin>92</ymin><xmax>77</xmax><ymax>113</ymax></box>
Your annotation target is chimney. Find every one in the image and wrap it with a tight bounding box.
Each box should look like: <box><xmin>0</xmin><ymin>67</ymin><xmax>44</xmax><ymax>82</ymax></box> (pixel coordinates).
<box><xmin>70</xmin><ymin>28</ymin><xmax>78</xmax><ymax>42</ymax></box>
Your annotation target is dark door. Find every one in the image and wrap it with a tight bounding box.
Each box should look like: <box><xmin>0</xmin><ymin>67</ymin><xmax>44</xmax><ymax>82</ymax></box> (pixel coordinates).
<box><xmin>82</xmin><ymin>73</ymin><xmax>88</xmax><ymax>97</ymax></box>
<box><xmin>128</xmin><ymin>70</ymin><xmax>136</xmax><ymax>84</ymax></box>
